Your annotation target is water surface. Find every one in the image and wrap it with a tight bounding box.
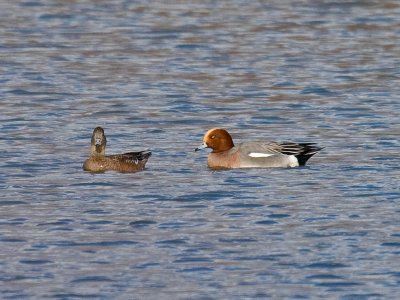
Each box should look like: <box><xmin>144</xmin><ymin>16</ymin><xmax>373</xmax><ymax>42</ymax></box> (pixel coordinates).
<box><xmin>1</xmin><ymin>1</ymin><xmax>400</xmax><ymax>299</ymax></box>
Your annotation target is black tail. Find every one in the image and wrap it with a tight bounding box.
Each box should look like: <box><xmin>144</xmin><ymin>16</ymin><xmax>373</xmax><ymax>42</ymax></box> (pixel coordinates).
<box><xmin>279</xmin><ymin>142</ymin><xmax>322</xmax><ymax>166</ymax></box>
<box><xmin>123</xmin><ymin>150</ymin><xmax>152</xmax><ymax>161</ymax></box>
<box><xmin>295</xmin><ymin>143</ymin><xmax>323</xmax><ymax>166</ymax></box>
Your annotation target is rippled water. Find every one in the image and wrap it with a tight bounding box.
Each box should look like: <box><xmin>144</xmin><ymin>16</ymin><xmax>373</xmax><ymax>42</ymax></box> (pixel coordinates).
<box><xmin>1</xmin><ymin>1</ymin><xmax>400</xmax><ymax>299</ymax></box>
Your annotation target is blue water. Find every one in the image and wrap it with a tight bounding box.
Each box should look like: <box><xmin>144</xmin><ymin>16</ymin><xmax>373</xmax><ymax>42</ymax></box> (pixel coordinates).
<box><xmin>1</xmin><ymin>1</ymin><xmax>400</xmax><ymax>299</ymax></box>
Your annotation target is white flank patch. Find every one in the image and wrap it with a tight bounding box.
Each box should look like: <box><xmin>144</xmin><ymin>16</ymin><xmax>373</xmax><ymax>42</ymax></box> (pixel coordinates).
<box><xmin>248</xmin><ymin>152</ymin><xmax>273</xmax><ymax>158</ymax></box>
<box><xmin>288</xmin><ymin>155</ymin><xmax>299</xmax><ymax>167</ymax></box>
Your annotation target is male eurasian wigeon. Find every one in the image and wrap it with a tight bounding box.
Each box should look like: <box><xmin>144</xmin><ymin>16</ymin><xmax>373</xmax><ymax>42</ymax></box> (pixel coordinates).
<box><xmin>83</xmin><ymin>127</ymin><xmax>151</xmax><ymax>173</ymax></box>
<box><xmin>195</xmin><ymin>128</ymin><xmax>322</xmax><ymax>169</ymax></box>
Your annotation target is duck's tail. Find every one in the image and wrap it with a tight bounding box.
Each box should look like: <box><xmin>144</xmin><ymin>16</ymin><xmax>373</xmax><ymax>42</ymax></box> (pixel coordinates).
<box><xmin>126</xmin><ymin>150</ymin><xmax>152</xmax><ymax>160</ymax></box>
<box><xmin>279</xmin><ymin>142</ymin><xmax>323</xmax><ymax>166</ymax></box>
<box><xmin>295</xmin><ymin>143</ymin><xmax>323</xmax><ymax>166</ymax></box>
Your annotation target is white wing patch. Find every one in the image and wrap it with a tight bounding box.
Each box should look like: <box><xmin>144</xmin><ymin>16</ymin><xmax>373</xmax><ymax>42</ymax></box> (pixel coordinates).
<box><xmin>248</xmin><ymin>152</ymin><xmax>274</xmax><ymax>158</ymax></box>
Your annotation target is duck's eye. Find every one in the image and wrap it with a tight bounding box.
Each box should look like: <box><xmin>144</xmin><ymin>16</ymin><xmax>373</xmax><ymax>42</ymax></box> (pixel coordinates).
<box><xmin>211</xmin><ymin>135</ymin><xmax>216</xmax><ymax>139</ymax></box>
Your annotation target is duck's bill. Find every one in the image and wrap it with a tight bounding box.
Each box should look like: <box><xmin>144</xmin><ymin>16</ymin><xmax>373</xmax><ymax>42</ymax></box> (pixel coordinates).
<box><xmin>195</xmin><ymin>142</ymin><xmax>208</xmax><ymax>152</ymax></box>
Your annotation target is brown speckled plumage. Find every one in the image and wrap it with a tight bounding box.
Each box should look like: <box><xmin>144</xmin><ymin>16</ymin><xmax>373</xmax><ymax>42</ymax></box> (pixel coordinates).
<box><xmin>83</xmin><ymin>127</ymin><xmax>151</xmax><ymax>173</ymax></box>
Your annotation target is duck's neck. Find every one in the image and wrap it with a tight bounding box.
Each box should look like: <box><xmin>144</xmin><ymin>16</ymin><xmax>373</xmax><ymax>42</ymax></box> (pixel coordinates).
<box><xmin>90</xmin><ymin>145</ymin><xmax>105</xmax><ymax>157</ymax></box>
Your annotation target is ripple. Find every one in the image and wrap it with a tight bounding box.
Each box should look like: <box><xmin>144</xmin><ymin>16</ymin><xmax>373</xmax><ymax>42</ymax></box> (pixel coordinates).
<box><xmin>0</xmin><ymin>238</ymin><xmax>26</xmax><ymax>243</ymax></box>
<box><xmin>300</xmin><ymin>86</ymin><xmax>337</xmax><ymax>96</ymax></box>
<box><xmin>177</xmin><ymin>267</ymin><xmax>214</xmax><ymax>273</ymax></box>
<box><xmin>51</xmin><ymin>293</ymin><xmax>100</xmax><ymax>299</ymax></box>
<box><xmin>19</xmin><ymin>259</ymin><xmax>53</xmax><ymax>265</ymax></box>
<box><xmin>381</xmin><ymin>242</ymin><xmax>400</xmax><ymax>247</ymax></box>
<box><xmin>71</xmin><ymin>276</ymin><xmax>114</xmax><ymax>283</ymax></box>
<box><xmin>306</xmin><ymin>274</ymin><xmax>344</xmax><ymax>280</ymax></box>
<box><xmin>340</xmin><ymin>294</ymin><xmax>384</xmax><ymax>300</ymax></box>
<box><xmin>222</xmin><ymin>203</ymin><xmax>264</xmax><ymax>208</ymax></box>
<box><xmin>173</xmin><ymin>257</ymin><xmax>213</xmax><ymax>263</ymax></box>
<box><xmin>219</xmin><ymin>238</ymin><xmax>258</xmax><ymax>243</ymax></box>
<box><xmin>255</xmin><ymin>220</ymin><xmax>278</xmax><ymax>225</ymax></box>
<box><xmin>0</xmin><ymin>201</ymin><xmax>28</xmax><ymax>206</ymax></box>
<box><xmin>50</xmin><ymin>240</ymin><xmax>138</xmax><ymax>247</ymax></box>
<box><xmin>156</xmin><ymin>239</ymin><xmax>188</xmax><ymax>246</ymax></box>
<box><xmin>129</xmin><ymin>220</ymin><xmax>157</xmax><ymax>228</ymax></box>
<box><xmin>315</xmin><ymin>281</ymin><xmax>363</xmax><ymax>287</ymax></box>
<box><xmin>304</xmin><ymin>262</ymin><xmax>349</xmax><ymax>269</ymax></box>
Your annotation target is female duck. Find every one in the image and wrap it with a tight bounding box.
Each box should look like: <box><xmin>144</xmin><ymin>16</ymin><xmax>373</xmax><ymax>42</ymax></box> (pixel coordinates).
<box><xmin>195</xmin><ymin>128</ymin><xmax>322</xmax><ymax>169</ymax></box>
<box><xmin>83</xmin><ymin>127</ymin><xmax>151</xmax><ymax>173</ymax></box>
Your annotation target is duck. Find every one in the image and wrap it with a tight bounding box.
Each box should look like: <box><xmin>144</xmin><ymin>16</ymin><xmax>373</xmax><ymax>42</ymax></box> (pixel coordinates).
<box><xmin>83</xmin><ymin>127</ymin><xmax>151</xmax><ymax>173</ymax></box>
<box><xmin>195</xmin><ymin>128</ymin><xmax>322</xmax><ymax>169</ymax></box>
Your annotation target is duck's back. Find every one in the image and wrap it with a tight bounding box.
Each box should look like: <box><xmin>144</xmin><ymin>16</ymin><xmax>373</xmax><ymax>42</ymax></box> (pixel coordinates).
<box><xmin>83</xmin><ymin>151</ymin><xmax>151</xmax><ymax>173</ymax></box>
